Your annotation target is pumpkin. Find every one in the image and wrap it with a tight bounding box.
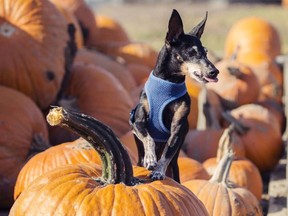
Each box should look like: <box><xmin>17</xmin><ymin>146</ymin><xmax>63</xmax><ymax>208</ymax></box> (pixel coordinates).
<box><xmin>14</xmin><ymin>137</ymin><xmax>138</xmax><ymax>199</ymax></box>
<box><xmin>182</xmin><ymin>87</ymin><xmax>245</xmax><ymax>162</ymax></box>
<box><xmin>50</xmin><ymin>0</ymin><xmax>84</xmax><ymax>48</ymax></box>
<box><xmin>52</xmin><ymin>0</ymin><xmax>98</xmax><ymax>47</ymax></box>
<box><xmin>91</xmin><ymin>14</ymin><xmax>131</xmax><ymax>48</ymax></box>
<box><xmin>206</xmin><ymin>58</ymin><xmax>260</xmax><ymax>106</ymax></box>
<box><xmin>224</xmin><ymin>16</ymin><xmax>281</xmax><ymax>59</ymax></box>
<box><xmin>49</xmin><ymin>62</ymin><xmax>134</xmax><ymax>145</ymax></box>
<box><xmin>126</xmin><ymin>63</ymin><xmax>151</xmax><ymax>86</ymax></box>
<box><xmin>96</xmin><ymin>41</ymin><xmax>159</xmax><ymax>70</ymax></box>
<box><xmin>223</xmin><ymin>104</ymin><xmax>284</xmax><ymax>172</ymax></box>
<box><xmin>178</xmin><ymin>157</ymin><xmax>210</xmax><ymax>183</ymax></box>
<box><xmin>0</xmin><ymin>0</ymin><xmax>71</xmax><ymax>109</ymax></box>
<box><xmin>74</xmin><ymin>48</ymin><xmax>137</xmax><ymax>92</ymax></box>
<box><xmin>183</xmin><ymin>151</ymin><xmax>262</xmax><ymax>216</ymax></box>
<box><xmin>236</xmin><ymin>53</ymin><xmax>283</xmax><ymax>103</ymax></box>
<box><xmin>10</xmin><ymin>107</ymin><xmax>209</xmax><ymax>216</ymax></box>
<box><xmin>0</xmin><ymin>86</ymin><xmax>49</xmax><ymax>208</ymax></box>
<box><xmin>202</xmin><ymin>124</ymin><xmax>263</xmax><ymax>201</ymax></box>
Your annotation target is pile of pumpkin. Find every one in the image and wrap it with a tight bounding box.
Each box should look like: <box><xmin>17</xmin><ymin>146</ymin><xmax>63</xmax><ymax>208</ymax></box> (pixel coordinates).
<box><xmin>0</xmin><ymin>0</ymin><xmax>285</xmax><ymax>215</ymax></box>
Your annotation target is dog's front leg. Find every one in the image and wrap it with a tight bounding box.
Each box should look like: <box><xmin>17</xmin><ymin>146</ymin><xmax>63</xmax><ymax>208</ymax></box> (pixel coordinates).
<box><xmin>150</xmin><ymin>101</ymin><xmax>189</xmax><ymax>181</ymax></box>
<box><xmin>130</xmin><ymin>104</ymin><xmax>158</xmax><ymax>170</ymax></box>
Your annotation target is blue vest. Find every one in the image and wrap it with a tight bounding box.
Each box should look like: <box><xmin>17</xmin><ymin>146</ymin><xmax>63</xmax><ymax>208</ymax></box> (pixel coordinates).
<box><xmin>144</xmin><ymin>72</ymin><xmax>187</xmax><ymax>142</ymax></box>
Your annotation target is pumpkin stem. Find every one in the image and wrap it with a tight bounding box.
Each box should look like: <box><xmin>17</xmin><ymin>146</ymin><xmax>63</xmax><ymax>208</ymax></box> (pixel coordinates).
<box><xmin>216</xmin><ymin>124</ymin><xmax>235</xmax><ymax>163</ymax></box>
<box><xmin>227</xmin><ymin>67</ymin><xmax>243</xmax><ymax>79</ymax></box>
<box><xmin>197</xmin><ymin>85</ymin><xmax>221</xmax><ymax>130</ymax></box>
<box><xmin>46</xmin><ymin>106</ymin><xmax>135</xmax><ymax>185</ymax></box>
<box><xmin>222</xmin><ymin>111</ymin><xmax>250</xmax><ymax>135</ymax></box>
<box><xmin>210</xmin><ymin>150</ymin><xmax>234</xmax><ymax>186</ymax></box>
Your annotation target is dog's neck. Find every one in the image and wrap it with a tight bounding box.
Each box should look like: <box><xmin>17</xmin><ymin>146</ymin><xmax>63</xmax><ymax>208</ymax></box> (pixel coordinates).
<box><xmin>152</xmin><ymin>47</ymin><xmax>185</xmax><ymax>84</ymax></box>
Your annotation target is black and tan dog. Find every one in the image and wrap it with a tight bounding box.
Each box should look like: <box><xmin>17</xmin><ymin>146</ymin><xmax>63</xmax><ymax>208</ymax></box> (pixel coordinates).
<box><xmin>129</xmin><ymin>9</ymin><xmax>219</xmax><ymax>182</ymax></box>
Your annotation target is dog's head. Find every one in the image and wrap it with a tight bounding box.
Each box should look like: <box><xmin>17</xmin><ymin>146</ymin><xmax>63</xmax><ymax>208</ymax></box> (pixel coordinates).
<box><xmin>165</xmin><ymin>9</ymin><xmax>219</xmax><ymax>83</ymax></box>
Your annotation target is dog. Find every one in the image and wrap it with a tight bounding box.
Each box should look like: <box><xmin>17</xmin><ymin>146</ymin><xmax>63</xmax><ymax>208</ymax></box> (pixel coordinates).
<box><xmin>129</xmin><ymin>9</ymin><xmax>219</xmax><ymax>183</ymax></box>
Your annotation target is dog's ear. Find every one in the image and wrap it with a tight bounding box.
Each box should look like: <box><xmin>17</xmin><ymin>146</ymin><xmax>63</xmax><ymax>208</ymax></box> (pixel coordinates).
<box><xmin>165</xmin><ymin>9</ymin><xmax>184</xmax><ymax>46</ymax></box>
<box><xmin>189</xmin><ymin>11</ymin><xmax>208</xmax><ymax>39</ymax></box>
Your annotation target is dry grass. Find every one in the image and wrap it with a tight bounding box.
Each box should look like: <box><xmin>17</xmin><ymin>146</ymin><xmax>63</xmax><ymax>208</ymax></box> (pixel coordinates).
<box><xmin>92</xmin><ymin>1</ymin><xmax>288</xmax><ymax>57</ymax></box>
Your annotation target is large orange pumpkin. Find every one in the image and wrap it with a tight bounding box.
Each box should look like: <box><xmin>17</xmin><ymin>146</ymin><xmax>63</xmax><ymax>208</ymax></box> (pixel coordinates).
<box><xmin>14</xmin><ymin>137</ymin><xmax>138</xmax><ymax>199</ymax></box>
<box><xmin>0</xmin><ymin>86</ymin><xmax>49</xmax><ymax>208</ymax></box>
<box><xmin>183</xmin><ymin>152</ymin><xmax>262</xmax><ymax>216</ymax></box>
<box><xmin>224</xmin><ymin>16</ymin><xmax>281</xmax><ymax>59</ymax></box>
<box><xmin>49</xmin><ymin>62</ymin><xmax>134</xmax><ymax>145</ymax></box>
<box><xmin>0</xmin><ymin>0</ymin><xmax>71</xmax><ymax>109</ymax></box>
<box><xmin>9</xmin><ymin>107</ymin><xmax>209</xmax><ymax>216</ymax></box>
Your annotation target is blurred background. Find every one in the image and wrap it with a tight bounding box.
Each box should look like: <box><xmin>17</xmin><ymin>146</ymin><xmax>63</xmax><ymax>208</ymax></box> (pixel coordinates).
<box><xmin>85</xmin><ymin>0</ymin><xmax>288</xmax><ymax>57</ymax></box>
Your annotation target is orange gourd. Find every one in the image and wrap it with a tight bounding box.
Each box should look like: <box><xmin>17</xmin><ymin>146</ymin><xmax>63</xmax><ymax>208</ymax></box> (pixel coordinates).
<box><xmin>183</xmin><ymin>152</ymin><xmax>262</xmax><ymax>216</ymax></box>
<box><xmin>92</xmin><ymin>14</ymin><xmax>131</xmax><ymax>47</ymax></box>
<box><xmin>14</xmin><ymin>137</ymin><xmax>138</xmax><ymax>199</ymax></box>
<box><xmin>10</xmin><ymin>107</ymin><xmax>209</xmax><ymax>216</ymax></box>
<box><xmin>0</xmin><ymin>0</ymin><xmax>71</xmax><ymax>109</ymax></box>
<box><xmin>224</xmin><ymin>16</ymin><xmax>281</xmax><ymax>59</ymax></box>
<box><xmin>223</xmin><ymin>104</ymin><xmax>284</xmax><ymax>172</ymax></box>
<box><xmin>178</xmin><ymin>157</ymin><xmax>210</xmax><ymax>183</ymax></box>
<box><xmin>52</xmin><ymin>0</ymin><xmax>98</xmax><ymax>47</ymax></box>
<box><xmin>0</xmin><ymin>86</ymin><xmax>49</xmax><ymax>208</ymax></box>
<box><xmin>202</xmin><ymin>124</ymin><xmax>263</xmax><ymax>201</ymax></box>
<box><xmin>49</xmin><ymin>62</ymin><xmax>134</xmax><ymax>145</ymax></box>
<box><xmin>50</xmin><ymin>0</ymin><xmax>84</xmax><ymax>48</ymax></box>
<box><xmin>206</xmin><ymin>58</ymin><xmax>260</xmax><ymax>106</ymax></box>
<box><xmin>97</xmin><ymin>41</ymin><xmax>159</xmax><ymax>70</ymax></box>
<box><xmin>74</xmin><ymin>48</ymin><xmax>137</xmax><ymax>92</ymax></box>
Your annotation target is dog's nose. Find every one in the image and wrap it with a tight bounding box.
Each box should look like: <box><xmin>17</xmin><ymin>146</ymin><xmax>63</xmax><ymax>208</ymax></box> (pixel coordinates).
<box><xmin>209</xmin><ymin>69</ymin><xmax>219</xmax><ymax>77</ymax></box>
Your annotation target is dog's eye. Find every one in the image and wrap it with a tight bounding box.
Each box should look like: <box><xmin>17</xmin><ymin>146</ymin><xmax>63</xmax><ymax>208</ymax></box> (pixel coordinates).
<box><xmin>176</xmin><ymin>55</ymin><xmax>183</xmax><ymax>62</ymax></box>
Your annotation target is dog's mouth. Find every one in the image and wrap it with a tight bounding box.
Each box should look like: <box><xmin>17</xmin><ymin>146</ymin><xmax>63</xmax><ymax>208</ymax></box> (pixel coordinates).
<box><xmin>193</xmin><ymin>71</ymin><xmax>218</xmax><ymax>83</ymax></box>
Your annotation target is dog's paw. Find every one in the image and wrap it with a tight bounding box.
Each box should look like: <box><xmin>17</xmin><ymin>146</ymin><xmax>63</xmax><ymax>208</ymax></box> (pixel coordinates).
<box><xmin>143</xmin><ymin>153</ymin><xmax>157</xmax><ymax>170</ymax></box>
<box><xmin>150</xmin><ymin>170</ymin><xmax>165</xmax><ymax>181</ymax></box>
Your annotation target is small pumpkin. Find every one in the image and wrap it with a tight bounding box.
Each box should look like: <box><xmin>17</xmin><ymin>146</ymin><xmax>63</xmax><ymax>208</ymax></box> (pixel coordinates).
<box><xmin>203</xmin><ymin>124</ymin><xmax>263</xmax><ymax>201</ymax></box>
<box><xmin>178</xmin><ymin>157</ymin><xmax>210</xmax><ymax>183</ymax></box>
<box><xmin>183</xmin><ymin>151</ymin><xmax>262</xmax><ymax>216</ymax></box>
<box><xmin>10</xmin><ymin>107</ymin><xmax>209</xmax><ymax>216</ymax></box>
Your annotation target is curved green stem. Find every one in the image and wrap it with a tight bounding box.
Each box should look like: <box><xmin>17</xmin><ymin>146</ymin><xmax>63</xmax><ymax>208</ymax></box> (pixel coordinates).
<box><xmin>216</xmin><ymin>124</ymin><xmax>235</xmax><ymax>163</ymax></box>
<box><xmin>46</xmin><ymin>106</ymin><xmax>134</xmax><ymax>185</ymax></box>
<box><xmin>210</xmin><ymin>150</ymin><xmax>234</xmax><ymax>186</ymax></box>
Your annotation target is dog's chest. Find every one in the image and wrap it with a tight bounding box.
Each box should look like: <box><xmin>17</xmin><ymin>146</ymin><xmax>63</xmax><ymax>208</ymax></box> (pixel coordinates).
<box><xmin>144</xmin><ymin>73</ymin><xmax>187</xmax><ymax>142</ymax></box>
